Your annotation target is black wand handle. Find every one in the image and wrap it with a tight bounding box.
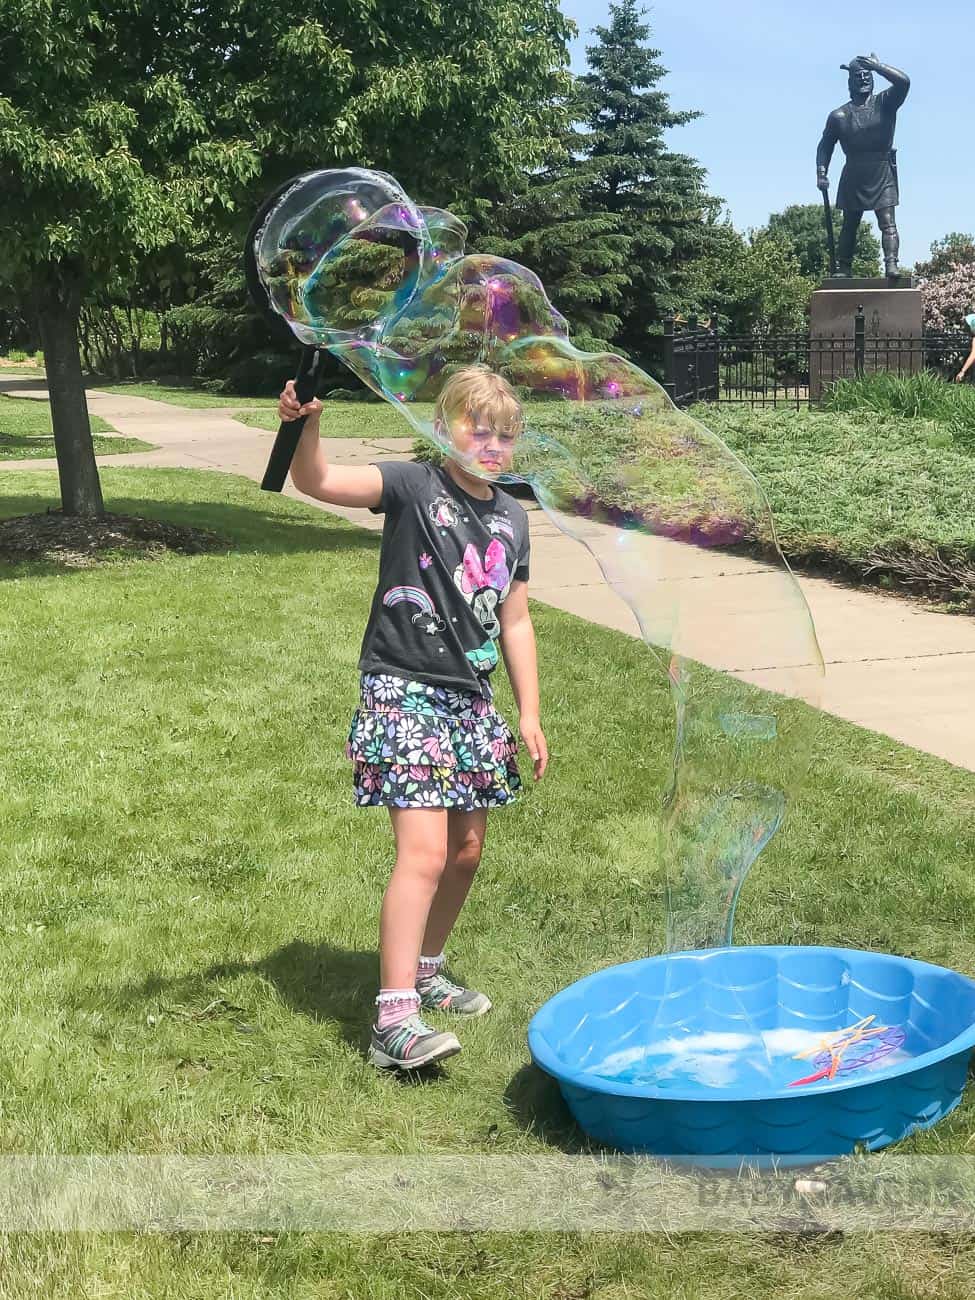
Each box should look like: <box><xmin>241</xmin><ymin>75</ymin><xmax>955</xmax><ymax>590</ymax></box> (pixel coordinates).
<box><xmin>260</xmin><ymin>346</ymin><xmax>323</xmax><ymax>493</ymax></box>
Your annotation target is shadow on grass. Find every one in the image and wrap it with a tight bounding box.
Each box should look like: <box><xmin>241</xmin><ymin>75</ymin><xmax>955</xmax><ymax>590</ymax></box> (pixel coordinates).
<box><xmin>0</xmin><ymin>377</ymin><xmax>46</xmax><ymax>396</ymax></box>
<box><xmin>116</xmin><ymin>941</ymin><xmax>459</xmax><ymax>1085</ymax></box>
<box><xmin>0</xmin><ymin>435</ymin><xmax>58</xmax><ymax>454</ymax></box>
<box><xmin>113</xmin><ymin>940</ymin><xmax>592</xmax><ymax>1099</ymax></box>
<box><xmin>502</xmin><ymin>1063</ymin><xmax>590</xmax><ymax>1153</ymax></box>
<box><xmin>117</xmin><ymin>940</ymin><xmax>377</xmax><ymax>1056</ymax></box>
<box><xmin>0</xmin><ymin>488</ymin><xmax>380</xmax><ymax>579</ymax></box>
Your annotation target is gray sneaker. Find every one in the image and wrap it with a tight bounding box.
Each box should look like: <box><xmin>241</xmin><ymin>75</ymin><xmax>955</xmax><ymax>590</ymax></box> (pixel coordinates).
<box><xmin>367</xmin><ymin>1013</ymin><xmax>462</xmax><ymax>1071</ymax></box>
<box><xmin>417</xmin><ymin>970</ymin><xmax>493</xmax><ymax>1017</ymax></box>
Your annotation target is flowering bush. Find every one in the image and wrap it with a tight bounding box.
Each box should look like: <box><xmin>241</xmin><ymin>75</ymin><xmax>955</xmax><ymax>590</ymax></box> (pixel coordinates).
<box><xmin>917</xmin><ymin>262</ymin><xmax>975</xmax><ymax>332</ymax></box>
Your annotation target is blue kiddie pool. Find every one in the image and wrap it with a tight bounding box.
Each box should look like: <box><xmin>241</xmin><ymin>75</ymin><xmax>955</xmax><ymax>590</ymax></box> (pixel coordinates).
<box><xmin>528</xmin><ymin>946</ymin><xmax>975</xmax><ymax>1166</ymax></box>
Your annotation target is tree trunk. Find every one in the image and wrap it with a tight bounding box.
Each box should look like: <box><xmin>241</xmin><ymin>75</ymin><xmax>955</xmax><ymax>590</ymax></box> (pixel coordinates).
<box><xmin>35</xmin><ymin>264</ymin><xmax>104</xmax><ymax>517</ymax></box>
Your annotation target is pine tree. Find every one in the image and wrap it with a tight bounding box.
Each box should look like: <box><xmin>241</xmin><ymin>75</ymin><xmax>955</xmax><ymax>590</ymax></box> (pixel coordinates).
<box><xmin>577</xmin><ymin>0</ymin><xmax>718</xmax><ymax>364</ymax></box>
<box><xmin>474</xmin><ymin>3</ymin><xmax>715</xmax><ymax>361</ymax></box>
<box><xmin>471</xmin><ymin>91</ymin><xmax>631</xmax><ymax>352</ymax></box>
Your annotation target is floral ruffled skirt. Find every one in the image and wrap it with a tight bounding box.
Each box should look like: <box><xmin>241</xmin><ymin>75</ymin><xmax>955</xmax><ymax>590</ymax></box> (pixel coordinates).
<box><xmin>347</xmin><ymin>672</ymin><xmax>521</xmax><ymax>810</ymax></box>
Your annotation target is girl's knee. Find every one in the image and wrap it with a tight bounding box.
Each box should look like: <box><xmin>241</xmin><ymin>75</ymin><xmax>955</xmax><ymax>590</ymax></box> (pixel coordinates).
<box><xmin>395</xmin><ymin>847</ymin><xmax>448</xmax><ymax>887</ymax></box>
<box><xmin>450</xmin><ymin>834</ymin><xmax>484</xmax><ymax>876</ymax></box>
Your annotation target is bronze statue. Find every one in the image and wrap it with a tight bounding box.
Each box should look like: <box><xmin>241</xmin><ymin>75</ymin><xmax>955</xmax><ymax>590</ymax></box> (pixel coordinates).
<box><xmin>816</xmin><ymin>53</ymin><xmax>910</xmax><ymax>279</ymax></box>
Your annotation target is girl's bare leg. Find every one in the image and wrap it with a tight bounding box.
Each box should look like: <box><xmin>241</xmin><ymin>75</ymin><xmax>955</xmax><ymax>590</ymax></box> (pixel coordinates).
<box><xmin>421</xmin><ymin>809</ymin><xmax>488</xmax><ymax>957</ymax></box>
<box><xmin>379</xmin><ymin>808</ymin><xmax>449</xmax><ymax>990</ymax></box>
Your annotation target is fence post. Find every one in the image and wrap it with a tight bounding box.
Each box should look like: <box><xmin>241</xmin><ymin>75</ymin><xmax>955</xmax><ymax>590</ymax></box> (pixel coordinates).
<box><xmin>854</xmin><ymin>304</ymin><xmax>865</xmax><ymax>379</ymax></box>
<box><xmin>662</xmin><ymin>313</ymin><xmax>676</xmax><ymax>403</ymax></box>
<box><xmin>710</xmin><ymin>304</ymin><xmax>720</xmax><ymax>401</ymax></box>
<box><xmin>687</xmin><ymin>315</ymin><xmax>699</xmax><ymax>401</ymax></box>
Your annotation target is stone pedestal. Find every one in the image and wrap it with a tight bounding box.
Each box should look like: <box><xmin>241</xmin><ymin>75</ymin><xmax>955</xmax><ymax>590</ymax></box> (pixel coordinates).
<box><xmin>809</xmin><ymin>283</ymin><xmax>923</xmax><ymax>400</ymax></box>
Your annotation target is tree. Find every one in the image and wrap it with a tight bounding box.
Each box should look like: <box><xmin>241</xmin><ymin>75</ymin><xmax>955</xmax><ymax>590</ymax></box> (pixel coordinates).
<box><xmin>573</xmin><ymin>0</ymin><xmax>718</xmax><ymax>362</ymax></box>
<box><xmin>915</xmin><ymin>232</ymin><xmax>975</xmax><ymax>279</ymax></box>
<box><xmin>471</xmin><ymin>86</ymin><xmax>632</xmax><ymax>352</ymax></box>
<box><xmin>765</xmin><ymin>203</ymin><xmax>881</xmax><ymax>279</ymax></box>
<box><xmin>0</xmin><ymin>0</ymin><xmax>574</xmax><ymax>515</ymax></box>
<box><xmin>916</xmin><ymin>262</ymin><xmax>975</xmax><ymax>333</ymax></box>
<box><xmin>914</xmin><ymin>233</ymin><xmax>975</xmax><ymax>333</ymax></box>
<box><xmin>683</xmin><ymin>226</ymin><xmax>813</xmax><ymax>334</ymax></box>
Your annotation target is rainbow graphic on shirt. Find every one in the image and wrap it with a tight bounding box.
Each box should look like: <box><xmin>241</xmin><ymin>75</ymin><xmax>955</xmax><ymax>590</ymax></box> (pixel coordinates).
<box><xmin>383</xmin><ymin>586</ymin><xmax>435</xmax><ymax>615</ymax></box>
<box><xmin>383</xmin><ymin>585</ymin><xmax>445</xmax><ymax>635</ymax></box>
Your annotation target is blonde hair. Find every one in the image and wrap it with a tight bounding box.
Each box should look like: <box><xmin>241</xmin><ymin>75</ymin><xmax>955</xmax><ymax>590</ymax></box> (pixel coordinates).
<box><xmin>435</xmin><ymin>364</ymin><xmax>524</xmax><ymax>437</ymax></box>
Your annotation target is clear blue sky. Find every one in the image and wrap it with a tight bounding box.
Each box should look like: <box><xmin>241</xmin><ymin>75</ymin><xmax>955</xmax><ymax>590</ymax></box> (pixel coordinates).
<box><xmin>560</xmin><ymin>0</ymin><xmax>968</xmax><ymax>266</ymax></box>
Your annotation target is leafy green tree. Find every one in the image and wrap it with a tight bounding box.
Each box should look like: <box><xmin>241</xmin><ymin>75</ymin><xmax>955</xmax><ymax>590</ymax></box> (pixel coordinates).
<box><xmin>0</xmin><ymin>0</ymin><xmax>573</xmax><ymax>515</ymax></box>
<box><xmin>683</xmin><ymin>226</ymin><xmax>813</xmax><ymax>334</ymax></box>
<box><xmin>765</xmin><ymin>203</ymin><xmax>881</xmax><ymax>279</ymax></box>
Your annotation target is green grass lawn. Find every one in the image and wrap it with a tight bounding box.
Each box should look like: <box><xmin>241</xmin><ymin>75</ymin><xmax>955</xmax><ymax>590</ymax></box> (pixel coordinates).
<box><xmin>692</xmin><ymin>403</ymin><xmax>975</xmax><ymax>606</ymax></box>
<box><xmin>236</xmin><ymin>399</ymin><xmax>428</xmax><ymax>438</ymax></box>
<box><xmin>1</xmin><ymin>466</ymin><xmax>974</xmax><ymax>1294</ymax></box>
<box><xmin>699</xmin><ymin>404</ymin><xmax>975</xmax><ymax>558</ymax></box>
<box><xmin>89</xmin><ymin>380</ymin><xmax>279</xmax><ymax>410</ymax></box>
<box><xmin>0</xmin><ymin>393</ymin><xmax>153</xmax><ymax>460</ymax></box>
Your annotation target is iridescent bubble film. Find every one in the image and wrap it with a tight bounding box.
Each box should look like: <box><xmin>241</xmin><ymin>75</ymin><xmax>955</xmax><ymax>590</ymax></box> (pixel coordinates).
<box><xmin>253</xmin><ymin>167</ymin><xmax>825</xmax><ymax>956</ymax></box>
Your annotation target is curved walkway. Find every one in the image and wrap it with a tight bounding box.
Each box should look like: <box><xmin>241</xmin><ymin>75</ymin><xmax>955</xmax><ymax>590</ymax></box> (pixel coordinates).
<box><xmin>3</xmin><ymin>377</ymin><xmax>975</xmax><ymax>772</ymax></box>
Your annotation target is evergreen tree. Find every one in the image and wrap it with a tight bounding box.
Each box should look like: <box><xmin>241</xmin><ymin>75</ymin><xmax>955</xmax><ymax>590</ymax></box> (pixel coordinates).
<box><xmin>471</xmin><ymin>103</ymin><xmax>632</xmax><ymax>352</ymax></box>
<box><xmin>577</xmin><ymin>0</ymin><xmax>718</xmax><ymax>363</ymax></box>
<box><xmin>474</xmin><ymin>1</ymin><xmax>715</xmax><ymax>360</ymax></box>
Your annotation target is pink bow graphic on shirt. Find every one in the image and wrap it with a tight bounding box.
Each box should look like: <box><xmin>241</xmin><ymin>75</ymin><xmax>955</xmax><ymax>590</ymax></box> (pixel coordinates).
<box><xmin>460</xmin><ymin>540</ymin><xmax>510</xmax><ymax>594</ymax></box>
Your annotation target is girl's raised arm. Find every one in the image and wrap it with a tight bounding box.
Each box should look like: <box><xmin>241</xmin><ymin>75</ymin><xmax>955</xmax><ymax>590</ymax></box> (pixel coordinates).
<box><xmin>957</xmin><ymin>339</ymin><xmax>975</xmax><ymax>384</ymax></box>
<box><xmin>280</xmin><ymin>380</ymin><xmax>383</xmax><ymax>507</ymax></box>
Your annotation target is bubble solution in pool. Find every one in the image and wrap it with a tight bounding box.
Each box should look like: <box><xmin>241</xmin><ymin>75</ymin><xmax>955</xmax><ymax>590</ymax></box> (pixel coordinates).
<box><xmin>592</xmin><ymin>1022</ymin><xmax>911</xmax><ymax>1092</ymax></box>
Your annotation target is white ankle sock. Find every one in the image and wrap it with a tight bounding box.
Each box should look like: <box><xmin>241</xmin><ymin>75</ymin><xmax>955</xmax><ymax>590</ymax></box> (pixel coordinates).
<box><xmin>417</xmin><ymin>952</ymin><xmax>445</xmax><ymax>981</ymax></box>
<box><xmin>376</xmin><ymin>987</ymin><xmax>420</xmax><ymax>1030</ymax></box>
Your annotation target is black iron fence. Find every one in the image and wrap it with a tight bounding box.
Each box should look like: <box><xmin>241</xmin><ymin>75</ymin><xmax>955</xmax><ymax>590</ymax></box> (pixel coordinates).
<box><xmin>660</xmin><ymin>309</ymin><xmax>973</xmax><ymax>408</ymax></box>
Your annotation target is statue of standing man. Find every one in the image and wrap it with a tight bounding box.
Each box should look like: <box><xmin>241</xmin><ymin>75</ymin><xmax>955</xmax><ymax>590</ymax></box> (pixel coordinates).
<box><xmin>816</xmin><ymin>53</ymin><xmax>910</xmax><ymax>279</ymax></box>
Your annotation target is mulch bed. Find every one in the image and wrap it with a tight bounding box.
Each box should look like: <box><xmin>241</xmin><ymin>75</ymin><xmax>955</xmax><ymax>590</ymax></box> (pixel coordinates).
<box><xmin>0</xmin><ymin>510</ymin><xmax>226</xmax><ymax>567</ymax></box>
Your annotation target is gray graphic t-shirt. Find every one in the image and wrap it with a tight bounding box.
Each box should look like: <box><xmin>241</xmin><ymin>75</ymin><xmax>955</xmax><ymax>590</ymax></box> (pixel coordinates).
<box><xmin>358</xmin><ymin>461</ymin><xmax>531</xmax><ymax>695</ymax></box>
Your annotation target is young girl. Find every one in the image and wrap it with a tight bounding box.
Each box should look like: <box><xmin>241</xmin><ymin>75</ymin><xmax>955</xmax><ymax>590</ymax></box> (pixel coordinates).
<box><xmin>279</xmin><ymin>365</ymin><xmax>548</xmax><ymax>1071</ymax></box>
<box><xmin>956</xmin><ymin>314</ymin><xmax>975</xmax><ymax>382</ymax></box>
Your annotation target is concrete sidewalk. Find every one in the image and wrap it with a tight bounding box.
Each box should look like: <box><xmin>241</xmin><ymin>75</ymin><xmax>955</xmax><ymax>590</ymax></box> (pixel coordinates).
<box><xmin>3</xmin><ymin>377</ymin><xmax>975</xmax><ymax>773</ymax></box>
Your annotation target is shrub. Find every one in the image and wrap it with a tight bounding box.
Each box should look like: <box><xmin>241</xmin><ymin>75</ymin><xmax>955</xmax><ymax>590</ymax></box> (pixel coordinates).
<box><xmin>916</xmin><ymin>262</ymin><xmax>975</xmax><ymax>333</ymax></box>
<box><xmin>324</xmin><ymin>387</ymin><xmax>378</xmax><ymax>403</ymax></box>
<box><xmin>697</xmin><ymin>402</ymin><xmax>975</xmax><ymax>606</ymax></box>
<box><xmin>412</xmin><ymin>437</ymin><xmax>442</xmax><ymax>463</ymax></box>
<box><xmin>820</xmin><ymin>372</ymin><xmax>975</xmax><ymax>449</ymax></box>
<box><xmin>218</xmin><ymin>351</ymin><xmax>301</xmax><ymax>396</ymax></box>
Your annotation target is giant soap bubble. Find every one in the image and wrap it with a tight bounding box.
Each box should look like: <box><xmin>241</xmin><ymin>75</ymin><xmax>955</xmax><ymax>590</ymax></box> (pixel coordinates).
<box><xmin>251</xmin><ymin>167</ymin><xmax>825</xmax><ymax>954</ymax></box>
